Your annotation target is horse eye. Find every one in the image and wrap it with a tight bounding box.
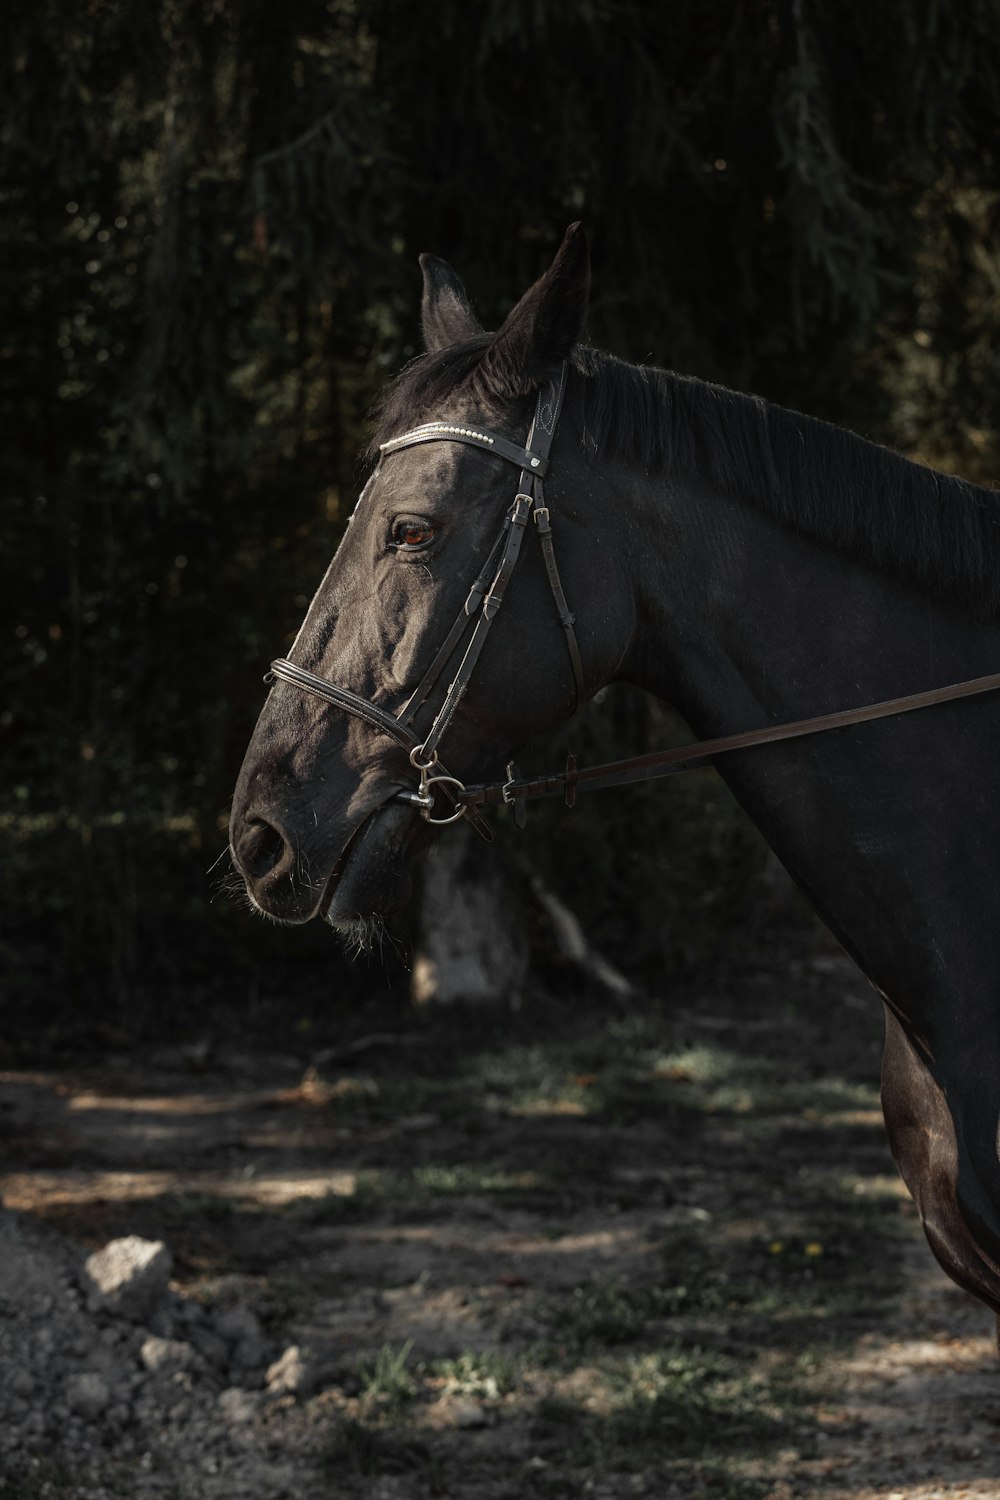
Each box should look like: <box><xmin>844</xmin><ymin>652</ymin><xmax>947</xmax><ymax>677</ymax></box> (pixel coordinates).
<box><xmin>391</xmin><ymin>519</ymin><xmax>436</xmax><ymax>550</ymax></box>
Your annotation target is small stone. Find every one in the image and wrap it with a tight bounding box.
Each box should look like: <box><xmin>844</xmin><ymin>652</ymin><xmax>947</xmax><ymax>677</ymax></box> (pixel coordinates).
<box><xmin>214</xmin><ymin>1304</ymin><xmax>262</xmax><ymax>1345</ymax></box>
<box><xmin>451</xmin><ymin>1397</ymin><xmax>488</xmax><ymax>1429</ymax></box>
<box><xmin>218</xmin><ymin>1387</ymin><xmax>259</xmax><ymax>1424</ymax></box>
<box><xmin>10</xmin><ymin>1369</ymin><xmax>34</xmax><ymax>1398</ymax></box>
<box><xmin>145</xmin><ymin>1304</ymin><xmax>175</xmax><ymax>1339</ymax></box>
<box><xmin>140</xmin><ymin>1335</ymin><xmax>194</xmax><ymax>1375</ymax></box>
<box><xmin>230</xmin><ymin>1334</ymin><xmax>269</xmax><ymax>1376</ymax></box>
<box><xmin>83</xmin><ymin>1237</ymin><xmax>172</xmax><ymax>1321</ymax></box>
<box><xmin>66</xmin><ymin>1372</ymin><xmax>111</xmax><ymax>1420</ymax></box>
<box><xmin>266</xmin><ymin>1345</ymin><xmax>305</xmax><ymax>1395</ymax></box>
<box><xmin>189</xmin><ymin>1325</ymin><xmax>229</xmax><ymax>1368</ymax></box>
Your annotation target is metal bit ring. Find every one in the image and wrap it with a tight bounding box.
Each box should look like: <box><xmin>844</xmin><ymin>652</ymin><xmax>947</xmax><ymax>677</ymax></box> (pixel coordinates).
<box><xmin>420</xmin><ymin>774</ymin><xmax>468</xmax><ymax>825</ymax></box>
<box><xmin>409</xmin><ymin>743</ymin><xmax>439</xmax><ymax>772</ymax></box>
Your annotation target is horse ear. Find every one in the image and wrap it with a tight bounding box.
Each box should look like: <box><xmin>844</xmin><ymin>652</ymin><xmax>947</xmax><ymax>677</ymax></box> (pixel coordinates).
<box><xmin>419</xmin><ymin>254</ymin><xmax>483</xmax><ymax>353</ymax></box>
<box><xmin>480</xmin><ymin>223</ymin><xmax>590</xmax><ymax>398</ymax></box>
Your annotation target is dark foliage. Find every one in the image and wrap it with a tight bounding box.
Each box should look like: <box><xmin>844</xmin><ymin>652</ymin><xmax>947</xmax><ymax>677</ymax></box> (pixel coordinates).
<box><xmin>4</xmin><ymin>1</ymin><xmax>1000</xmax><ymax>1025</ymax></box>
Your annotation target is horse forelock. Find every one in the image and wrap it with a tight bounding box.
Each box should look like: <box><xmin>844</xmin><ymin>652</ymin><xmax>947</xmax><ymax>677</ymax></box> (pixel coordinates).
<box><xmin>369</xmin><ymin>337</ymin><xmax>493</xmax><ymax>460</ymax></box>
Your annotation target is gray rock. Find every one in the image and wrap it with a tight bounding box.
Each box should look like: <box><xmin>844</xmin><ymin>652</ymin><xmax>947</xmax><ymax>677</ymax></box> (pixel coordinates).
<box><xmin>218</xmin><ymin>1387</ymin><xmax>259</xmax><ymax>1424</ymax></box>
<box><xmin>83</xmin><ymin>1237</ymin><xmax>172</xmax><ymax>1321</ymax></box>
<box><xmin>452</xmin><ymin>1397</ymin><xmax>489</xmax><ymax>1429</ymax></box>
<box><xmin>145</xmin><ymin>1304</ymin><xmax>176</xmax><ymax>1339</ymax></box>
<box><xmin>214</xmin><ymin>1304</ymin><xmax>262</xmax><ymax>1345</ymax></box>
<box><xmin>139</xmin><ymin>1335</ymin><xmax>195</xmax><ymax>1376</ymax></box>
<box><xmin>66</xmin><ymin>1372</ymin><xmax>111</xmax><ymax>1420</ymax></box>
<box><xmin>265</xmin><ymin>1345</ymin><xmax>305</xmax><ymax>1395</ymax></box>
<box><xmin>188</xmin><ymin>1325</ymin><xmax>229</xmax><ymax>1368</ymax></box>
<box><xmin>230</xmin><ymin>1334</ymin><xmax>269</xmax><ymax>1376</ymax></box>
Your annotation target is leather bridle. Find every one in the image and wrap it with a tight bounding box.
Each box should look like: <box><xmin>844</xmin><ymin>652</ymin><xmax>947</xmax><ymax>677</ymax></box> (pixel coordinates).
<box><xmin>268</xmin><ymin>362</ymin><xmax>582</xmax><ymax>838</ymax></box>
<box><xmin>267</xmin><ymin>363</ymin><xmax>1000</xmax><ymax>834</ymax></box>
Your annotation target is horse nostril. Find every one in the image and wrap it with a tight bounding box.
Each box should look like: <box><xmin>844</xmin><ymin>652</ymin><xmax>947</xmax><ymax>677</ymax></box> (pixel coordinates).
<box><xmin>236</xmin><ymin>818</ymin><xmax>289</xmax><ymax>881</ymax></box>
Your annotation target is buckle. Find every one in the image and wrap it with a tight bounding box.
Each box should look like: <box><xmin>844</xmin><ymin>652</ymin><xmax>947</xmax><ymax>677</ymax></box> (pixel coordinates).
<box><xmin>503</xmin><ymin>761</ymin><xmax>527</xmax><ymax>829</ymax></box>
<box><xmin>564</xmin><ymin>752</ymin><xmax>578</xmax><ymax>809</ymax></box>
<box><xmin>510</xmin><ymin>493</ymin><xmax>533</xmax><ymax>526</ymax></box>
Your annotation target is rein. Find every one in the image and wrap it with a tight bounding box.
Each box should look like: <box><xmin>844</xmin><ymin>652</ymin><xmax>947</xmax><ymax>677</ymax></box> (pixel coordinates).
<box><xmin>268</xmin><ymin>366</ymin><xmax>1000</xmax><ymax>831</ymax></box>
<box><xmin>458</xmin><ymin>670</ymin><xmax>1000</xmax><ymax>810</ymax></box>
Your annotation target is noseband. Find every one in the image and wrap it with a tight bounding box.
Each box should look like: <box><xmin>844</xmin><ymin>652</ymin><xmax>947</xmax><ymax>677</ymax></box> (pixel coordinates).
<box><xmin>267</xmin><ymin>362</ymin><xmax>583</xmax><ymax>834</ymax></box>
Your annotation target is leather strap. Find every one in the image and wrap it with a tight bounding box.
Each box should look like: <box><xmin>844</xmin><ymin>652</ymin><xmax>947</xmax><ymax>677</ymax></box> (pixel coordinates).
<box><xmin>519</xmin><ymin>363</ymin><xmax>584</xmax><ymax>707</ymax></box>
<box><xmin>417</xmin><ymin>491</ymin><xmax>535</xmax><ymax>759</ymax></box>
<box><xmin>391</xmin><ymin>365</ymin><xmax>576</xmax><ymax>760</ymax></box>
<box><xmin>268</xmin><ymin>364</ymin><xmax>581</xmax><ymax>837</ymax></box>
<box><xmin>534</xmin><ymin>503</ymin><xmax>585</xmax><ymax>705</ymax></box>
<box><xmin>458</xmin><ymin>669</ymin><xmax>1000</xmax><ymax>807</ymax></box>
<box><xmin>267</xmin><ymin>660</ymin><xmax>419</xmax><ymax>749</ymax></box>
<box><xmin>396</xmin><ymin>526</ymin><xmax>508</xmax><ymax>728</ymax></box>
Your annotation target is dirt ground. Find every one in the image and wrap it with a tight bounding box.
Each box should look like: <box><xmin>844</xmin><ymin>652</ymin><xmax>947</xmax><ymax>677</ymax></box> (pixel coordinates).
<box><xmin>2</xmin><ymin>929</ymin><xmax>999</xmax><ymax>1500</ymax></box>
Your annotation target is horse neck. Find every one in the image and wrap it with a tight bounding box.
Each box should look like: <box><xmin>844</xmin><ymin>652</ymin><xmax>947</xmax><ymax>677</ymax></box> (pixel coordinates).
<box><xmin>622</xmin><ymin>467</ymin><xmax>997</xmax><ymax>742</ymax></box>
<box><xmin>619</xmin><ymin>467</ymin><xmax>1000</xmax><ymax>1045</ymax></box>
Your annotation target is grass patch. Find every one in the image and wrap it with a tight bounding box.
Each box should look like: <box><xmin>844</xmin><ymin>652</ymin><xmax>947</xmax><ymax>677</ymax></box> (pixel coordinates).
<box><xmin>323</xmin><ymin>1419</ymin><xmax>445</xmax><ymax>1490</ymax></box>
<box><xmin>429</xmin><ymin>1348</ymin><xmax>522</xmax><ymax>1399</ymax></box>
<box><xmin>357</xmin><ymin>1340</ymin><xmax>419</xmax><ymax>1416</ymax></box>
<box><xmin>526</xmin><ymin>1341</ymin><xmax>812</xmax><ymax>1499</ymax></box>
<box><xmin>309</xmin><ymin>1163</ymin><xmax>548</xmax><ymax>1214</ymax></box>
<box><xmin>542</xmin><ymin>1279</ymin><xmax>688</xmax><ymax>1349</ymax></box>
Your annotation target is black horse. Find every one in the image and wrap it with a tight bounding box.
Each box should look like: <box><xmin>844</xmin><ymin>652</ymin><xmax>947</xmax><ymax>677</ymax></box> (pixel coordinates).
<box><xmin>231</xmin><ymin>225</ymin><xmax>1000</xmax><ymax>1323</ymax></box>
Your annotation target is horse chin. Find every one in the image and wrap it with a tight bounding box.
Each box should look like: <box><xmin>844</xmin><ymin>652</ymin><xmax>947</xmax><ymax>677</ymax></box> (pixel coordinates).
<box><xmin>322</xmin><ymin>801</ymin><xmax>421</xmax><ymax>943</ymax></box>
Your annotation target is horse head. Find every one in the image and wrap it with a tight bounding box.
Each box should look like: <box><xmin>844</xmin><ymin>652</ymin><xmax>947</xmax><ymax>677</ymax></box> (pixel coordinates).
<box><xmin>230</xmin><ymin>225</ymin><xmax>629</xmax><ymax>938</ymax></box>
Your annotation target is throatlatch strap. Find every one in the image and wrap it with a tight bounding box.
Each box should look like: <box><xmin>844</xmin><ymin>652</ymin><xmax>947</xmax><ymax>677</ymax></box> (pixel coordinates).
<box><xmin>516</xmin><ymin>363</ymin><xmax>585</xmax><ymax>708</ymax></box>
<box><xmin>534</xmin><ymin>497</ymin><xmax>585</xmax><ymax>706</ymax></box>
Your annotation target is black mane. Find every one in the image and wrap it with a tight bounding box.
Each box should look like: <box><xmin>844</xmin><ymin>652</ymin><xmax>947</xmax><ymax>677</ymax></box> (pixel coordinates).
<box><xmin>375</xmin><ymin>342</ymin><xmax>1000</xmax><ymax>617</ymax></box>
